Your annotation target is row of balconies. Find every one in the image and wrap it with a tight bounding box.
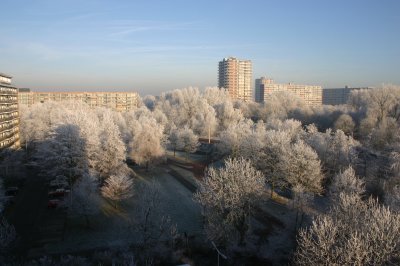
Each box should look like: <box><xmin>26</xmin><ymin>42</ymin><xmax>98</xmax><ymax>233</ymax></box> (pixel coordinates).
<box><xmin>0</xmin><ymin>123</ymin><xmax>19</xmax><ymax>132</ymax></box>
<box><xmin>0</xmin><ymin>89</ymin><xmax>18</xmax><ymax>95</ymax></box>
<box><xmin>0</xmin><ymin>107</ymin><xmax>19</xmax><ymax>113</ymax></box>
<box><xmin>0</xmin><ymin>114</ymin><xmax>19</xmax><ymax>123</ymax></box>
<box><xmin>0</xmin><ymin>111</ymin><xmax>18</xmax><ymax>116</ymax></box>
<box><xmin>0</xmin><ymin>97</ymin><xmax>18</xmax><ymax>103</ymax></box>
<box><xmin>0</xmin><ymin>130</ymin><xmax>18</xmax><ymax>141</ymax></box>
<box><xmin>0</xmin><ymin>133</ymin><xmax>19</xmax><ymax>148</ymax></box>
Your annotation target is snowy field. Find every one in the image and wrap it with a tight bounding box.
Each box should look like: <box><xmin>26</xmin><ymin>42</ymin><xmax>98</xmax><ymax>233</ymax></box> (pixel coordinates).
<box><xmin>44</xmin><ymin>166</ymin><xmax>203</xmax><ymax>254</ymax></box>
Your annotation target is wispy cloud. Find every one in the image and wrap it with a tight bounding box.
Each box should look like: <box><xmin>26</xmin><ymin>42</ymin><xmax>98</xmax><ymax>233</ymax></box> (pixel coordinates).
<box><xmin>107</xmin><ymin>20</ymin><xmax>198</xmax><ymax>36</ymax></box>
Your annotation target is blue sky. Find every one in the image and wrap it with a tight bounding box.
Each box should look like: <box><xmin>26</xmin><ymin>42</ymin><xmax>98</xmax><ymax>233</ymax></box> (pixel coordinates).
<box><xmin>1</xmin><ymin>0</ymin><xmax>399</xmax><ymax>95</ymax></box>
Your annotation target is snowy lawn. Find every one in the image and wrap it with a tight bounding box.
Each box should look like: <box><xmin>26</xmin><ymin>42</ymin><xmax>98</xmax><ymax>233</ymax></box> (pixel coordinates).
<box><xmin>44</xmin><ymin>166</ymin><xmax>203</xmax><ymax>254</ymax></box>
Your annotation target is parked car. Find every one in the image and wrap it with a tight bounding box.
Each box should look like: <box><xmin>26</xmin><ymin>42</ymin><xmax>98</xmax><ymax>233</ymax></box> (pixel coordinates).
<box><xmin>47</xmin><ymin>199</ymin><xmax>68</xmax><ymax>209</ymax></box>
<box><xmin>48</xmin><ymin>188</ymin><xmax>70</xmax><ymax>198</ymax></box>
<box><xmin>47</xmin><ymin>199</ymin><xmax>61</xmax><ymax>208</ymax></box>
<box><xmin>5</xmin><ymin>187</ymin><xmax>19</xmax><ymax>196</ymax></box>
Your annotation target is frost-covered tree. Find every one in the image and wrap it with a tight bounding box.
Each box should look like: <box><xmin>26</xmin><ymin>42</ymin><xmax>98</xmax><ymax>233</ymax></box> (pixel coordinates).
<box><xmin>214</xmin><ymin>99</ymin><xmax>243</xmax><ymax>131</ymax></box>
<box><xmin>19</xmin><ymin>101</ymin><xmax>65</xmax><ymax>145</ymax></box>
<box><xmin>260</xmin><ymin>91</ymin><xmax>309</xmax><ymax>121</ymax></box>
<box><xmin>348</xmin><ymin>85</ymin><xmax>400</xmax><ymax>149</ymax></box>
<box><xmin>194</xmin><ymin>157</ymin><xmax>264</xmax><ymax>246</ymax></box>
<box><xmin>64</xmin><ymin>103</ymin><xmax>102</xmax><ymax>174</ymax></box>
<box><xmin>101</xmin><ymin>174</ymin><xmax>134</xmax><ymax>208</ymax></box>
<box><xmin>97</xmin><ymin>110</ymin><xmax>129</xmax><ymax>180</ymax></box>
<box><xmin>282</xmin><ymin>141</ymin><xmax>324</xmax><ymax>195</ymax></box>
<box><xmin>334</xmin><ymin>113</ymin><xmax>355</xmax><ymax>135</ymax></box>
<box><xmin>67</xmin><ymin>175</ymin><xmax>101</xmax><ymax>227</ymax></box>
<box><xmin>155</xmin><ymin>87</ymin><xmax>218</xmax><ymax>136</ymax></box>
<box><xmin>295</xmin><ymin>193</ymin><xmax>400</xmax><ymax>265</ymax></box>
<box><xmin>329</xmin><ymin>167</ymin><xmax>365</xmax><ymax>201</ymax></box>
<box><xmin>281</xmin><ymin>141</ymin><xmax>324</xmax><ymax>226</ymax></box>
<box><xmin>18</xmin><ymin>104</ymin><xmax>36</xmax><ymax>151</ymax></box>
<box><xmin>256</xmin><ymin>130</ymin><xmax>291</xmax><ymax>198</ymax></box>
<box><xmin>142</xmin><ymin>95</ymin><xmax>157</xmax><ymax>110</ymax></box>
<box><xmin>304</xmin><ymin>127</ymin><xmax>359</xmax><ymax>176</ymax></box>
<box><xmin>368</xmin><ymin>117</ymin><xmax>399</xmax><ymax>150</ymax></box>
<box><xmin>218</xmin><ymin>119</ymin><xmax>253</xmax><ymax>157</ymax></box>
<box><xmin>38</xmin><ymin>124</ymin><xmax>88</xmax><ymax>182</ymax></box>
<box><xmin>238</xmin><ymin>120</ymin><xmax>267</xmax><ymax>161</ymax></box>
<box><xmin>265</xmin><ymin>118</ymin><xmax>303</xmax><ymax>142</ymax></box>
<box><xmin>167</xmin><ymin>126</ymin><xmax>180</xmax><ymax>157</ymax></box>
<box><xmin>385</xmin><ymin>150</ymin><xmax>400</xmax><ymax>211</ymax></box>
<box><xmin>129</xmin><ymin>115</ymin><xmax>165</xmax><ymax>169</ymax></box>
<box><xmin>177</xmin><ymin>126</ymin><xmax>199</xmax><ymax>160</ymax></box>
<box><xmin>203</xmin><ymin>87</ymin><xmax>230</xmax><ymax>107</ymax></box>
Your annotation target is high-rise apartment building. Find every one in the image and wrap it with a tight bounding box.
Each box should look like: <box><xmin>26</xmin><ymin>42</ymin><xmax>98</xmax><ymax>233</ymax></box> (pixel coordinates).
<box><xmin>18</xmin><ymin>91</ymin><xmax>139</xmax><ymax>112</ymax></box>
<box><xmin>218</xmin><ymin>57</ymin><xmax>252</xmax><ymax>101</ymax></box>
<box><xmin>255</xmin><ymin>77</ymin><xmax>322</xmax><ymax>106</ymax></box>
<box><xmin>0</xmin><ymin>73</ymin><xmax>20</xmax><ymax>149</ymax></box>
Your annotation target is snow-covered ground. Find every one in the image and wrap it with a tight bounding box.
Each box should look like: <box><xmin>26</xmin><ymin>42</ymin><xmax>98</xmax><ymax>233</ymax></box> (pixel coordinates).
<box><xmin>44</xmin><ymin>166</ymin><xmax>203</xmax><ymax>254</ymax></box>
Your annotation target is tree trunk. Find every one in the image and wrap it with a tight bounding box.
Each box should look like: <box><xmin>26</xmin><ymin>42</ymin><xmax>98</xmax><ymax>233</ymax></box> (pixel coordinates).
<box><xmin>173</xmin><ymin>148</ymin><xmax>176</xmax><ymax>157</ymax></box>
<box><xmin>237</xmin><ymin>218</ymin><xmax>248</xmax><ymax>246</ymax></box>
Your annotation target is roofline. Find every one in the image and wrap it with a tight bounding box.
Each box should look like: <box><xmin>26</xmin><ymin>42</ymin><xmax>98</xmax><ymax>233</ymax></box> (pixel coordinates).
<box><xmin>0</xmin><ymin>73</ymin><xmax>12</xmax><ymax>78</ymax></box>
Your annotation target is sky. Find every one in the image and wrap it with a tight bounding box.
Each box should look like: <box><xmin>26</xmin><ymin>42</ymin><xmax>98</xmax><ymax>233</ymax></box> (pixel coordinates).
<box><xmin>1</xmin><ymin>0</ymin><xmax>399</xmax><ymax>95</ymax></box>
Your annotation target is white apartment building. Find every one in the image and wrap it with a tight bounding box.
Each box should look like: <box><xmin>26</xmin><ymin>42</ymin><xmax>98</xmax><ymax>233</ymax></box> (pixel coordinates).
<box><xmin>18</xmin><ymin>90</ymin><xmax>140</xmax><ymax>112</ymax></box>
<box><xmin>255</xmin><ymin>77</ymin><xmax>322</xmax><ymax>106</ymax></box>
<box><xmin>322</xmin><ymin>87</ymin><xmax>371</xmax><ymax>105</ymax></box>
<box><xmin>0</xmin><ymin>73</ymin><xmax>20</xmax><ymax>150</ymax></box>
<box><xmin>218</xmin><ymin>57</ymin><xmax>252</xmax><ymax>101</ymax></box>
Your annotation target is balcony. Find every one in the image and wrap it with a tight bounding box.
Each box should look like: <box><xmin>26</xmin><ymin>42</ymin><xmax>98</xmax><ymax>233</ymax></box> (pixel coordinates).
<box><xmin>0</xmin><ymin>116</ymin><xmax>18</xmax><ymax>123</ymax></box>
<box><xmin>0</xmin><ymin>137</ymin><xmax>19</xmax><ymax>149</ymax></box>
<box><xmin>0</xmin><ymin>97</ymin><xmax>17</xmax><ymax>103</ymax></box>
<box><xmin>0</xmin><ymin>90</ymin><xmax>17</xmax><ymax>96</ymax></box>
<box><xmin>0</xmin><ymin>124</ymin><xmax>18</xmax><ymax>132</ymax></box>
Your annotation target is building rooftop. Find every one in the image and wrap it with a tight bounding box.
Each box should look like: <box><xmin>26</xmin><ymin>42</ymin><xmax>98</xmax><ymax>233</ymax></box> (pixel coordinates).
<box><xmin>0</xmin><ymin>73</ymin><xmax>12</xmax><ymax>78</ymax></box>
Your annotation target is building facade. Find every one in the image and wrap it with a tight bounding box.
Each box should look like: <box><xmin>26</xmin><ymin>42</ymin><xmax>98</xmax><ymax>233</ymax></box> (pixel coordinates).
<box><xmin>255</xmin><ymin>77</ymin><xmax>274</xmax><ymax>103</ymax></box>
<box><xmin>0</xmin><ymin>73</ymin><xmax>20</xmax><ymax>149</ymax></box>
<box><xmin>218</xmin><ymin>57</ymin><xmax>252</xmax><ymax>101</ymax></box>
<box><xmin>255</xmin><ymin>77</ymin><xmax>322</xmax><ymax>106</ymax></box>
<box><xmin>18</xmin><ymin>90</ymin><xmax>139</xmax><ymax>112</ymax></box>
<box><xmin>322</xmin><ymin>87</ymin><xmax>370</xmax><ymax>105</ymax></box>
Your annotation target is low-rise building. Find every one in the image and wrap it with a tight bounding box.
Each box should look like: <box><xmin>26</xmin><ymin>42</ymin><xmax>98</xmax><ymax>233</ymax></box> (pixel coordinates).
<box><xmin>255</xmin><ymin>77</ymin><xmax>322</xmax><ymax>106</ymax></box>
<box><xmin>322</xmin><ymin>87</ymin><xmax>371</xmax><ymax>105</ymax></box>
<box><xmin>18</xmin><ymin>90</ymin><xmax>139</xmax><ymax>112</ymax></box>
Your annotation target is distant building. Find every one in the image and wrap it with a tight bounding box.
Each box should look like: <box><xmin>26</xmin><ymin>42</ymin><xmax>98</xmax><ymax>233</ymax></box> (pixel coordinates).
<box><xmin>18</xmin><ymin>91</ymin><xmax>140</xmax><ymax>112</ymax></box>
<box><xmin>255</xmin><ymin>77</ymin><xmax>274</xmax><ymax>103</ymax></box>
<box><xmin>255</xmin><ymin>77</ymin><xmax>322</xmax><ymax>106</ymax></box>
<box><xmin>0</xmin><ymin>73</ymin><xmax>20</xmax><ymax>149</ymax></box>
<box><xmin>322</xmin><ymin>87</ymin><xmax>371</xmax><ymax>105</ymax></box>
<box><xmin>218</xmin><ymin>57</ymin><xmax>252</xmax><ymax>101</ymax></box>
